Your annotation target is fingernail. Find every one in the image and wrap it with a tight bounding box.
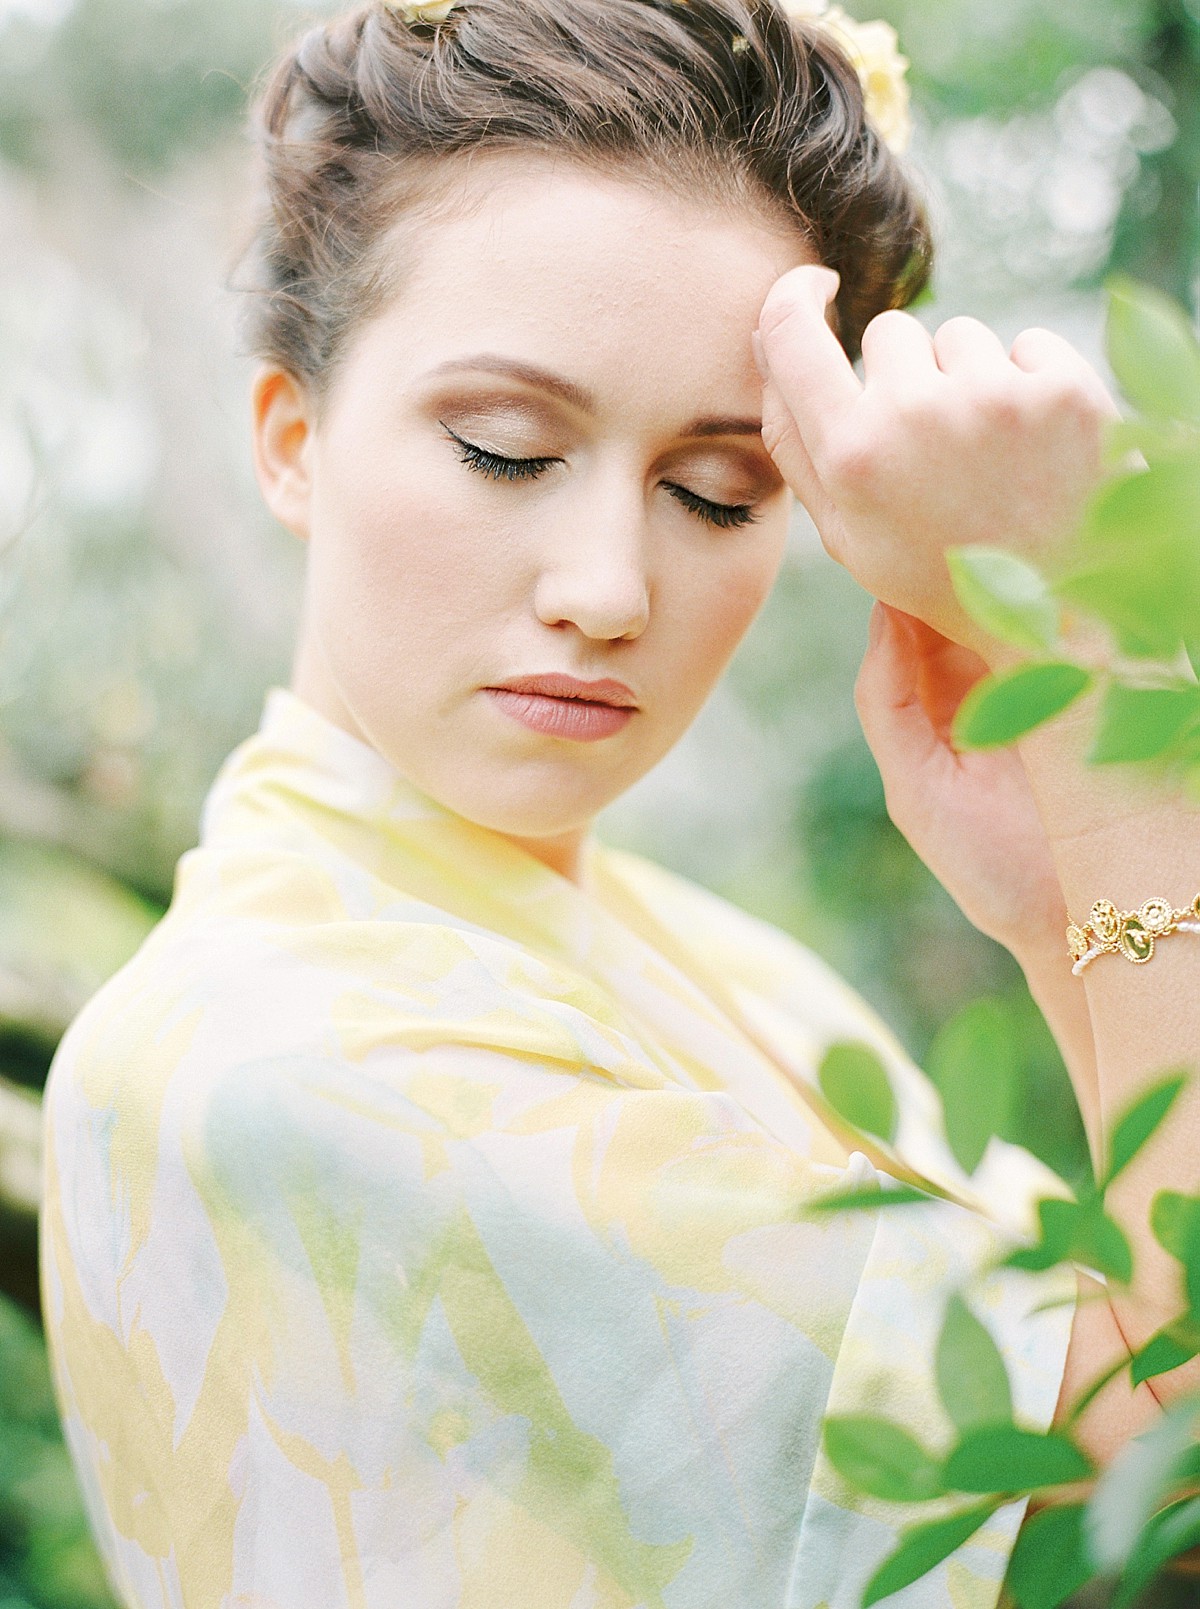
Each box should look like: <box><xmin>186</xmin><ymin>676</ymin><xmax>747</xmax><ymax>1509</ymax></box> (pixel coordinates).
<box><xmin>751</xmin><ymin>328</ymin><xmax>770</xmax><ymax>382</ymax></box>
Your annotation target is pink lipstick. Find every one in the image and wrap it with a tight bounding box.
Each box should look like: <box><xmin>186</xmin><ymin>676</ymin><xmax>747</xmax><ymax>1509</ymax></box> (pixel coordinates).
<box><xmin>484</xmin><ymin>673</ymin><xmax>638</xmax><ymax>742</ymax></box>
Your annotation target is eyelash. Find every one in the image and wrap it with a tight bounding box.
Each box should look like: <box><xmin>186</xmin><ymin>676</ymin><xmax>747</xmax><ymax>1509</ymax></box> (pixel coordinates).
<box><xmin>440</xmin><ymin>423</ymin><xmax>761</xmax><ymax>531</ymax></box>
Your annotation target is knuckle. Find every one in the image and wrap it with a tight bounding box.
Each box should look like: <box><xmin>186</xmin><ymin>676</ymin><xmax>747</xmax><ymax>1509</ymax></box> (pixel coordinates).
<box><xmin>820</xmin><ymin>523</ymin><xmax>848</xmax><ymax>566</ymax></box>
<box><xmin>1041</xmin><ymin>372</ymin><xmax>1109</xmax><ymax>425</ymax></box>
<box><xmin>1009</xmin><ymin>325</ymin><xmax>1059</xmax><ymax>362</ymax></box>
<box><xmin>889</xmin><ymin>383</ymin><xmax>941</xmax><ymax>429</ymax></box>
<box><xmin>862</xmin><ymin>306</ymin><xmax>921</xmax><ymax>344</ymax></box>
<box><xmin>934</xmin><ymin>313</ymin><xmax>988</xmax><ymax>342</ymax></box>
<box><xmin>973</xmin><ymin>379</ymin><xmax>1025</xmax><ymax>427</ymax></box>
<box><xmin>825</xmin><ymin>427</ymin><xmax>877</xmax><ymax>487</ymax></box>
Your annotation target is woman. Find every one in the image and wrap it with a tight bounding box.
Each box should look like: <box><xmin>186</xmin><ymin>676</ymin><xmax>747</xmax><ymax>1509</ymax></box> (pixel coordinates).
<box><xmin>37</xmin><ymin>0</ymin><xmax>1197</xmax><ymax>1604</ymax></box>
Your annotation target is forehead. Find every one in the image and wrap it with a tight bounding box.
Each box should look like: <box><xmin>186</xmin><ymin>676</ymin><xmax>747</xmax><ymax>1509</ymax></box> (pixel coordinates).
<box><xmin>364</xmin><ymin>150</ymin><xmax>817</xmax><ymax>385</ymax></box>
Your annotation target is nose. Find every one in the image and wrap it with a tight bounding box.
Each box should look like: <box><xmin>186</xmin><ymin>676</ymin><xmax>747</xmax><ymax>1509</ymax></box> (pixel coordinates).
<box><xmin>532</xmin><ymin>495</ymin><xmax>651</xmax><ymax>642</ymax></box>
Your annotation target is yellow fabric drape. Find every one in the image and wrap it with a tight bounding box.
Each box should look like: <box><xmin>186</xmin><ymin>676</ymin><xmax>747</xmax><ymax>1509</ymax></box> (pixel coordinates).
<box><xmin>40</xmin><ymin>685</ymin><xmax>1076</xmax><ymax>1609</ymax></box>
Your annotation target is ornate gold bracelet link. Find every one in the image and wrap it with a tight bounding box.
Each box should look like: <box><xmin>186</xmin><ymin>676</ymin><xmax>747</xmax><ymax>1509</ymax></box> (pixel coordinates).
<box><xmin>1067</xmin><ymin>894</ymin><xmax>1200</xmax><ymax>973</ymax></box>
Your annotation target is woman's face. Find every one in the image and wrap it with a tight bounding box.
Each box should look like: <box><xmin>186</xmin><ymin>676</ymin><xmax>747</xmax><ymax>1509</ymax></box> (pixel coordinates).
<box><xmin>252</xmin><ymin>152</ymin><xmax>817</xmax><ymax>878</ymax></box>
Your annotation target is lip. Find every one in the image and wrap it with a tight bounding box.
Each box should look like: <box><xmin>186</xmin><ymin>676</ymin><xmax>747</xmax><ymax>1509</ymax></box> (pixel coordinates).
<box><xmin>487</xmin><ymin>673</ymin><xmax>638</xmax><ymax>707</ymax></box>
<box><xmin>483</xmin><ymin>673</ymin><xmax>639</xmax><ymax>743</ymax></box>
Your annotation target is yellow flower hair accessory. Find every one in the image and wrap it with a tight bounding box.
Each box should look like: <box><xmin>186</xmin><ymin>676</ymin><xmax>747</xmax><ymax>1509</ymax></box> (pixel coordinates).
<box><xmin>387</xmin><ymin>0</ymin><xmax>459</xmax><ymax>22</ymax></box>
<box><xmin>777</xmin><ymin>0</ymin><xmax>912</xmax><ymax>154</ymax></box>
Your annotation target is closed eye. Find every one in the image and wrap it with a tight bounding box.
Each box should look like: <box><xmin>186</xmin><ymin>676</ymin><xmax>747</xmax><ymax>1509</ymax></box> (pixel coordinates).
<box><xmin>443</xmin><ymin>424</ymin><xmax>559</xmax><ymax>483</ymax></box>
<box><xmin>661</xmin><ymin>481</ymin><xmax>760</xmax><ymax>531</ymax></box>
<box><xmin>440</xmin><ymin>423</ymin><xmax>761</xmax><ymax>530</ymax></box>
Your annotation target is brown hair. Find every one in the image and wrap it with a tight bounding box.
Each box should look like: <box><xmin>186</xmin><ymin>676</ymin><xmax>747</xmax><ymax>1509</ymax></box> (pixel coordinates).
<box><xmin>232</xmin><ymin>0</ymin><xmax>933</xmax><ymax>411</ymax></box>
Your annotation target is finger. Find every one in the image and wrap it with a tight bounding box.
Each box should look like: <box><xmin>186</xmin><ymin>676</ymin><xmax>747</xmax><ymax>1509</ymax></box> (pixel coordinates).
<box><xmin>901</xmin><ymin>613</ymin><xmax>993</xmax><ymax>743</ymax></box>
<box><xmin>755</xmin><ymin>263</ymin><xmax>863</xmax><ymax>464</ymax></box>
<box><xmin>758</xmin><ymin>370</ymin><xmax>841</xmax><ymax>530</ymax></box>
<box><xmin>856</xmin><ymin>603</ymin><xmax>994</xmax><ymax>767</ymax></box>
<box><xmin>1007</xmin><ymin>325</ymin><xmax>1122</xmax><ymax>419</ymax></box>
<box><xmin>859</xmin><ymin>307</ymin><xmax>941</xmax><ymax>390</ymax></box>
<box><xmin>930</xmin><ymin>314</ymin><xmax>1011</xmax><ymax>378</ymax></box>
<box><xmin>853</xmin><ymin>601</ymin><xmax>944</xmax><ymax>783</ymax></box>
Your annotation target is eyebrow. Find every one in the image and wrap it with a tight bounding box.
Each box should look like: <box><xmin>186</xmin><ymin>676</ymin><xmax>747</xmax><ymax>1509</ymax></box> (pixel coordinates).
<box><xmin>423</xmin><ymin>353</ymin><xmax>765</xmax><ymax>439</ymax></box>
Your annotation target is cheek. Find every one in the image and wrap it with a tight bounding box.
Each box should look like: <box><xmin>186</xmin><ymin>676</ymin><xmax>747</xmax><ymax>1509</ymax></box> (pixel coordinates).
<box><xmin>677</xmin><ymin>534</ymin><xmax>786</xmax><ymax>668</ymax></box>
<box><xmin>318</xmin><ymin>443</ymin><xmax>512</xmax><ymax>637</ymax></box>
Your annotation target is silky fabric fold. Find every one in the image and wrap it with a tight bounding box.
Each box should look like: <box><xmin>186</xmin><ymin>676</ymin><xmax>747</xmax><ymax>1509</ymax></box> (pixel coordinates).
<box><xmin>41</xmin><ymin>685</ymin><xmax>1077</xmax><ymax>1609</ymax></box>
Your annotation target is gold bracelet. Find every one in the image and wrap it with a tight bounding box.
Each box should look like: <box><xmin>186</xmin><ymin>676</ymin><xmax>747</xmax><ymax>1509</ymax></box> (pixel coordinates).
<box><xmin>1067</xmin><ymin>894</ymin><xmax>1200</xmax><ymax>973</ymax></box>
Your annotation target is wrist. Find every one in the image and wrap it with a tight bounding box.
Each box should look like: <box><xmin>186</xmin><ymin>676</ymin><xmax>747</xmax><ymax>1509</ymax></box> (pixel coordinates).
<box><xmin>1008</xmin><ymin>923</ymin><xmax>1072</xmax><ymax>979</ymax></box>
<box><xmin>1012</xmin><ymin>681</ymin><xmax>1194</xmax><ymax>850</ymax></box>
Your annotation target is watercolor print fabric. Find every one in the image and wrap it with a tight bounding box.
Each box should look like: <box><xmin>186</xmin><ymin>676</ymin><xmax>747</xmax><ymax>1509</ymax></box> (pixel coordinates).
<box><xmin>40</xmin><ymin>686</ymin><xmax>1078</xmax><ymax>1609</ymax></box>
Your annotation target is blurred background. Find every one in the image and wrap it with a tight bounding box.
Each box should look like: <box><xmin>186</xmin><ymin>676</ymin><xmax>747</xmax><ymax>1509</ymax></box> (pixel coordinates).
<box><xmin>0</xmin><ymin>0</ymin><xmax>1197</xmax><ymax>1601</ymax></box>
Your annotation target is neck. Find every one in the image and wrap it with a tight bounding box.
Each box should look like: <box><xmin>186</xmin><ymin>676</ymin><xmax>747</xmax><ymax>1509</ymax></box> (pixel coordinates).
<box><xmin>497</xmin><ymin>825</ymin><xmax>591</xmax><ymax>887</ymax></box>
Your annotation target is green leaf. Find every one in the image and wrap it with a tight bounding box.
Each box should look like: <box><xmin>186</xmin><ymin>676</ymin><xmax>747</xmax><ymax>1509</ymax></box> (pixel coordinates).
<box><xmin>1102</xmin><ymin>1073</ymin><xmax>1188</xmax><ymax>1186</ymax></box>
<box><xmin>1055</xmin><ymin>459</ymin><xmax>1200</xmax><ymax>660</ymax></box>
<box><xmin>862</xmin><ymin>1502</ymin><xmax>1000</xmax><ymax>1606</ymax></box>
<box><xmin>951</xmin><ymin>662</ymin><xmax>1092</xmax><ymax>750</ymax></box>
<box><xmin>1150</xmin><ymin>1189</ymin><xmax>1200</xmax><ymax>1263</ymax></box>
<box><xmin>1004</xmin><ymin>1502</ymin><xmax>1091</xmax><ymax>1609</ymax></box>
<box><xmin>1101</xmin><ymin>414</ymin><xmax>1200</xmax><ymax>470</ymax></box>
<box><xmin>947</xmin><ymin>545</ymin><xmax>1060</xmax><ymax>653</ymax></box>
<box><xmin>1150</xmin><ymin>1190</ymin><xmax>1200</xmax><ymax>1314</ymax></box>
<box><xmin>945</xmin><ymin>1425</ymin><xmax>1093</xmax><ymax>1494</ymax></box>
<box><xmin>1056</xmin><ymin>554</ymin><xmax>1183</xmax><ymax>661</ymax></box>
<box><xmin>818</xmin><ymin>1040</ymin><xmax>898</xmax><ymax>1143</ymax></box>
<box><xmin>1070</xmin><ymin>1197</ymin><xmax>1133</xmax><ymax>1285</ymax></box>
<box><xmin>925</xmin><ymin>997</ymin><xmax>1020</xmax><ymax>1175</ymax></box>
<box><xmin>1104</xmin><ymin>272</ymin><xmax>1200</xmax><ymax>426</ymax></box>
<box><xmin>1085</xmin><ymin>1396</ymin><xmax>1200</xmax><ymax>1571</ymax></box>
<box><xmin>1002</xmin><ymin>1196</ymin><xmax>1081</xmax><ymax>1273</ymax></box>
<box><xmin>1002</xmin><ymin>1193</ymin><xmax>1131</xmax><ymax>1284</ymax></box>
<box><xmin>1114</xmin><ymin>1495</ymin><xmax>1200</xmax><ymax>1609</ymax></box>
<box><xmin>822</xmin><ymin>1415</ymin><xmax>947</xmax><ymax>1502</ymax></box>
<box><xmin>936</xmin><ymin>1292</ymin><xmax>1013</xmax><ymax>1434</ymax></box>
<box><xmin>1089</xmin><ymin>683</ymin><xmax>1200</xmax><ymax>765</ymax></box>
<box><xmin>802</xmin><ymin>1183</ymin><xmax>934</xmax><ymax>1214</ymax></box>
<box><xmin>1130</xmin><ymin>1321</ymin><xmax>1200</xmax><ymax>1388</ymax></box>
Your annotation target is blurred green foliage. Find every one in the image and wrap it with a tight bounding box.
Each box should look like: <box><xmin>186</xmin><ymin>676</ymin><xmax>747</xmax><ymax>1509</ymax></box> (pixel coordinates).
<box><xmin>0</xmin><ymin>0</ymin><xmax>1197</xmax><ymax>1602</ymax></box>
<box><xmin>0</xmin><ymin>1300</ymin><xmax>115</xmax><ymax>1609</ymax></box>
<box><xmin>0</xmin><ymin>0</ymin><xmax>286</xmax><ymax>176</ymax></box>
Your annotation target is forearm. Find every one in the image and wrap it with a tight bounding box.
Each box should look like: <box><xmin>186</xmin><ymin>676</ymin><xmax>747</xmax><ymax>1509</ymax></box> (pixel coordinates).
<box><xmin>1014</xmin><ymin>685</ymin><xmax>1200</xmax><ymax>1401</ymax></box>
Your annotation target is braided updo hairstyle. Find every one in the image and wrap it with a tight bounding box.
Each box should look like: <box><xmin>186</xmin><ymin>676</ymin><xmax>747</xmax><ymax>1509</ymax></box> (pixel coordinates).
<box><xmin>233</xmin><ymin>0</ymin><xmax>933</xmax><ymax>417</ymax></box>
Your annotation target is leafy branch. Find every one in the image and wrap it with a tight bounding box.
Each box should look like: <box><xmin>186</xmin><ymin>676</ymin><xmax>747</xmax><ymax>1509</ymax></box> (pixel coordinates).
<box><xmin>805</xmin><ymin>269</ymin><xmax>1200</xmax><ymax>1608</ymax></box>
<box><xmin>811</xmin><ymin>1041</ymin><xmax>1200</xmax><ymax>1605</ymax></box>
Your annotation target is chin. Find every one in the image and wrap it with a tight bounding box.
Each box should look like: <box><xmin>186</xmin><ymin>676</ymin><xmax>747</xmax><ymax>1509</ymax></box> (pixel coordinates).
<box><xmin>437</xmin><ymin>762</ymin><xmax>624</xmax><ymax>840</ymax></box>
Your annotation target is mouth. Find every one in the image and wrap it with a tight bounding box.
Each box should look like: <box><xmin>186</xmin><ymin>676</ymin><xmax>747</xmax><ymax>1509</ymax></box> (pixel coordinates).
<box><xmin>483</xmin><ymin>673</ymin><xmax>638</xmax><ymax>742</ymax></box>
<box><xmin>486</xmin><ymin>673</ymin><xmax>638</xmax><ymax>708</ymax></box>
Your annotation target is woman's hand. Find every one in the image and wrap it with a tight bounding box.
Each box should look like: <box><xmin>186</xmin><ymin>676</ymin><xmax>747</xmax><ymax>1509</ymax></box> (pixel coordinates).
<box><xmin>753</xmin><ymin>264</ymin><xmax>1122</xmax><ymax>667</ymax></box>
<box><xmin>854</xmin><ymin>596</ymin><xmax>1102</xmax><ymax>1147</ymax></box>
<box><xmin>852</xmin><ymin>597</ymin><xmax>1068</xmax><ymax>953</ymax></box>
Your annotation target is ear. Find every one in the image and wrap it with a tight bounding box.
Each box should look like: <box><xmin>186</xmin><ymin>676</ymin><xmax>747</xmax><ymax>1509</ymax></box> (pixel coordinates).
<box><xmin>249</xmin><ymin>364</ymin><xmax>315</xmax><ymax>541</ymax></box>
